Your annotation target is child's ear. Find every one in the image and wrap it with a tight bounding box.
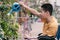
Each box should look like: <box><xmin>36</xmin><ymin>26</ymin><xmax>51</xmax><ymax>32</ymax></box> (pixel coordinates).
<box><xmin>46</xmin><ymin>11</ymin><xmax>50</xmax><ymax>16</ymax></box>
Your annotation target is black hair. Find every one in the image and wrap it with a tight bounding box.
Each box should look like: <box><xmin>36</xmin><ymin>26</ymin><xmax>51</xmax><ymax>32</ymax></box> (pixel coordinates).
<box><xmin>41</xmin><ymin>3</ymin><xmax>53</xmax><ymax>16</ymax></box>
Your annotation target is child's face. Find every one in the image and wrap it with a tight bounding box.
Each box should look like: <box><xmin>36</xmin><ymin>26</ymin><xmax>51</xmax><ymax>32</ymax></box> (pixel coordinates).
<box><xmin>40</xmin><ymin>8</ymin><xmax>49</xmax><ymax>19</ymax></box>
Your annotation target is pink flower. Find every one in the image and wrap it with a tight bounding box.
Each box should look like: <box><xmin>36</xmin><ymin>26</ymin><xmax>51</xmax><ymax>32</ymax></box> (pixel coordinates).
<box><xmin>0</xmin><ymin>2</ymin><xmax>3</xmax><ymax>5</ymax></box>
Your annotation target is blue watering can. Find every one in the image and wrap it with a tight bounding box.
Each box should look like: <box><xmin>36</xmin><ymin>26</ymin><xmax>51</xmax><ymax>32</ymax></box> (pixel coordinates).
<box><xmin>7</xmin><ymin>2</ymin><xmax>21</xmax><ymax>15</ymax></box>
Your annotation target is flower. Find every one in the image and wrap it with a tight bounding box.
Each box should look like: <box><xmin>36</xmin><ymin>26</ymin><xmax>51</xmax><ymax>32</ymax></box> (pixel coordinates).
<box><xmin>0</xmin><ymin>1</ymin><xmax>3</xmax><ymax>5</ymax></box>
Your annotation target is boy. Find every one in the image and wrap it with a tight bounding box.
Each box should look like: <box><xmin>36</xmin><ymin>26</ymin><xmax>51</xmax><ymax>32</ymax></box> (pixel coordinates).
<box><xmin>19</xmin><ymin>2</ymin><xmax>58</xmax><ymax>40</ymax></box>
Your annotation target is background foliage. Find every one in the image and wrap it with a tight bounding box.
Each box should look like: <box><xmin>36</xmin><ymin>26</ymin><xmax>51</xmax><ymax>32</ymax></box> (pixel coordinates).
<box><xmin>0</xmin><ymin>0</ymin><xmax>19</xmax><ymax>40</ymax></box>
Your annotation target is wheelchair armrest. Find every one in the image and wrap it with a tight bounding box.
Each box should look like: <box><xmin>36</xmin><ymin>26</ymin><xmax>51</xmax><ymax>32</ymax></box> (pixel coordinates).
<box><xmin>38</xmin><ymin>33</ymin><xmax>43</xmax><ymax>36</ymax></box>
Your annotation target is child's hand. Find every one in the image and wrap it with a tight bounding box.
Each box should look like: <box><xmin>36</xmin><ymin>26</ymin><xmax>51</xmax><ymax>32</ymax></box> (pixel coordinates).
<box><xmin>19</xmin><ymin>1</ymin><xmax>24</xmax><ymax>6</ymax></box>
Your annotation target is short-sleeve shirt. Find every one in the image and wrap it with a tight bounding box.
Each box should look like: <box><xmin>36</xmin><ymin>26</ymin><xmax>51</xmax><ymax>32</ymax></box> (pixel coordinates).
<box><xmin>41</xmin><ymin>16</ymin><xmax>58</xmax><ymax>36</ymax></box>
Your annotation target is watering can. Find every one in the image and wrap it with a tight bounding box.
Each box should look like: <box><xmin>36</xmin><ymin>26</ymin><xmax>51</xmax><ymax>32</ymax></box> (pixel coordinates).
<box><xmin>7</xmin><ymin>2</ymin><xmax>21</xmax><ymax>15</ymax></box>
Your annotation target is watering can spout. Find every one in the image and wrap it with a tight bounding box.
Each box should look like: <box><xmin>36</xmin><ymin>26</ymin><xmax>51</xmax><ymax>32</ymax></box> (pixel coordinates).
<box><xmin>7</xmin><ymin>9</ymin><xmax>13</xmax><ymax>15</ymax></box>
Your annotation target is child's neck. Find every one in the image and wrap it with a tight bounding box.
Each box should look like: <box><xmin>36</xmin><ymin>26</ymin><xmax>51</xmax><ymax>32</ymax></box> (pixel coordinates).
<box><xmin>46</xmin><ymin>16</ymin><xmax>52</xmax><ymax>23</ymax></box>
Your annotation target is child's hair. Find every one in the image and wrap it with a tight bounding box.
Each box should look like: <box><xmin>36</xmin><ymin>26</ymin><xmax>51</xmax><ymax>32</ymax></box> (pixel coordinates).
<box><xmin>41</xmin><ymin>3</ymin><xmax>53</xmax><ymax>16</ymax></box>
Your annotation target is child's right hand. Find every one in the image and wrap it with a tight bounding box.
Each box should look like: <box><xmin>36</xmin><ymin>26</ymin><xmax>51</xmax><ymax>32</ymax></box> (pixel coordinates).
<box><xmin>19</xmin><ymin>1</ymin><xmax>24</xmax><ymax>6</ymax></box>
